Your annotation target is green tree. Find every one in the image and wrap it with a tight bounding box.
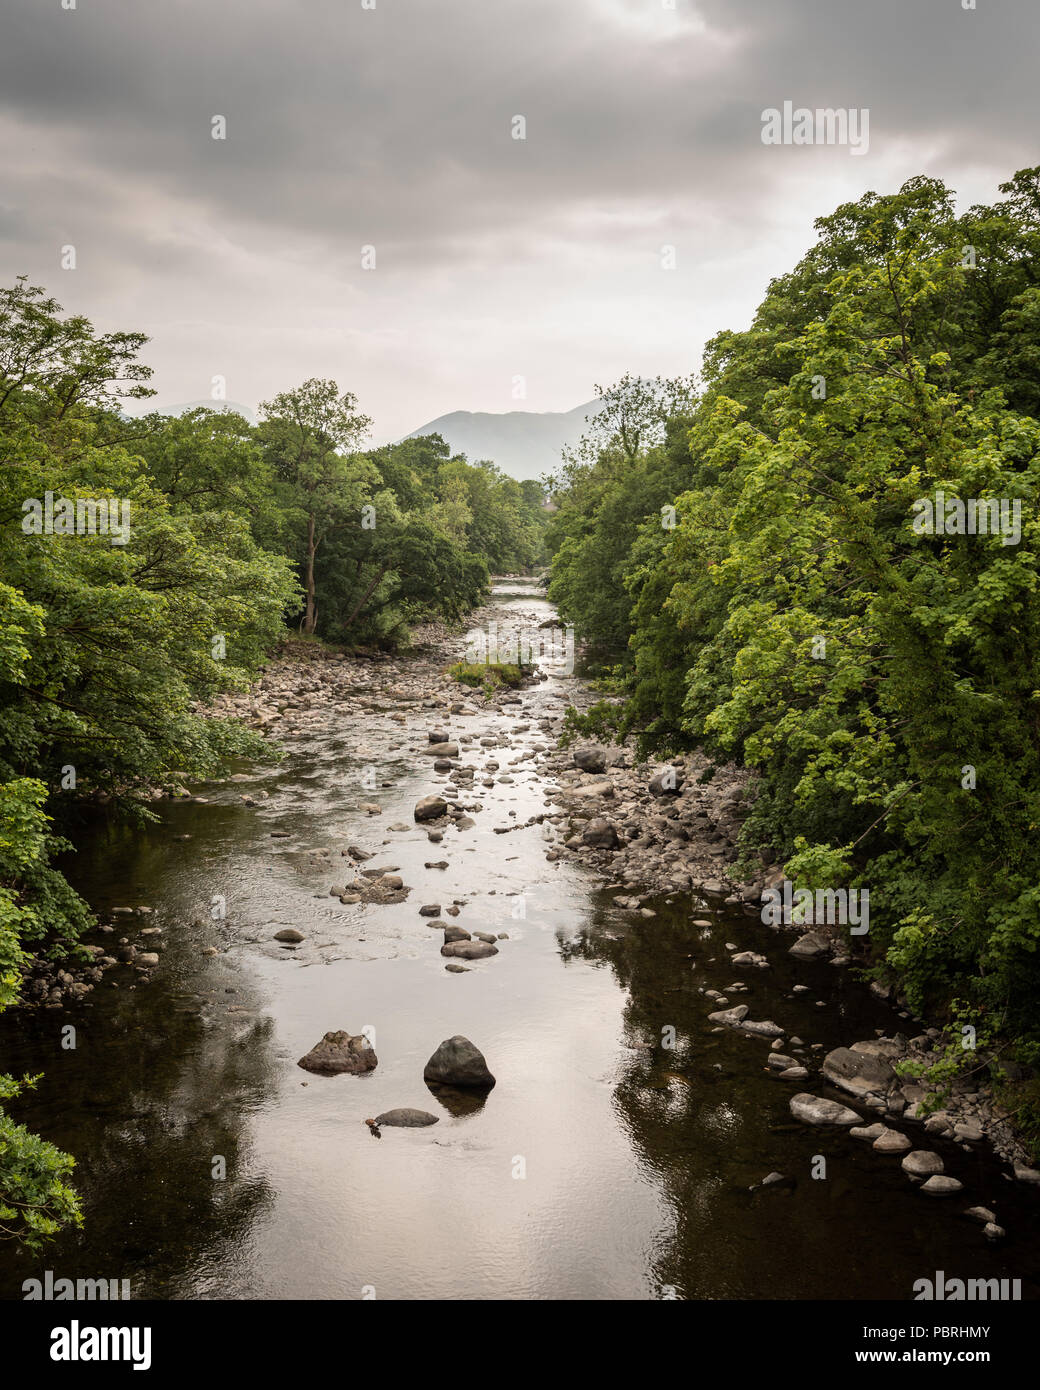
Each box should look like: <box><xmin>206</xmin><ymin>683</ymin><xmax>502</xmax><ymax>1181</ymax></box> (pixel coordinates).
<box><xmin>258</xmin><ymin>379</ymin><xmax>376</xmax><ymax>634</ymax></box>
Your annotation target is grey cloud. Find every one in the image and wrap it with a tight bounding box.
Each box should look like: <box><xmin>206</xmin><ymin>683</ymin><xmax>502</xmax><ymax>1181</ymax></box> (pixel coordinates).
<box><xmin>0</xmin><ymin>0</ymin><xmax>1036</xmax><ymax>438</ymax></box>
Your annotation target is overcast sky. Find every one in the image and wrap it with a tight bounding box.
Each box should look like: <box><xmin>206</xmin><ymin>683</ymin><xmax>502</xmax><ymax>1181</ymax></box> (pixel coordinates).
<box><xmin>1</xmin><ymin>0</ymin><xmax>1037</xmax><ymax>442</ymax></box>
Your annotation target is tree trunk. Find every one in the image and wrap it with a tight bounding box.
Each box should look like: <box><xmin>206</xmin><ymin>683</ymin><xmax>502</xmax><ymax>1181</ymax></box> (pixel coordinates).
<box><xmin>304</xmin><ymin>514</ymin><xmax>317</xmax><ymax>634</ymax></box>
<box><xmin>345</xmin><ymin>564</ymin><xmax>389</xmax><ymax>631</ymax></box>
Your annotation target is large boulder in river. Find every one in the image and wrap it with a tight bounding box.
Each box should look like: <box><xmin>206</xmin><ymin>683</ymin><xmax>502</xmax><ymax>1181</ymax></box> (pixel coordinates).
<box><xmin>422</xmin><ymin>742</ymin><xmax>459</xmax><ymax>758</ymax></box>
<box><xmin>374</xmin><ymin>1108</ymin><xmax>439</xmax><ymax>1127</ymax></box>
<box><xmin>423</xmin><ymin>1035</ymin><xmax>496</xmax><ymax>1089</ymax></box>
<box><xmin>573</xmin><ymin>746</ymin><xmax>606</xmax><ymax>774</ymax></box>
<box><xmin>790</xmin><ymin>1093</ymin><xmax>861</xmax><ymax>1127</ymax></box>
<box><xmin>414</xmin><ymin>795</ymin><xmax>447</xmax><ymax>822</ymax></box>
<box><xmin>582</xmin><ymin>817</ymin><xmax>619</xmax><ymax>850</ymax></box>
<box><xmin>441</xmin><ymin>940</ymin><xmax>498</xmax><ymax>960</ymax></box>
<box><xmin>821</xmin><ymin>1046</ymin><xmax>894</xmax><ymax>1098</ymax></box>
<box><xmin>297</xmin><ymin>1031</ymin><xmax>377</xmax><ymax>1076</ymax></box>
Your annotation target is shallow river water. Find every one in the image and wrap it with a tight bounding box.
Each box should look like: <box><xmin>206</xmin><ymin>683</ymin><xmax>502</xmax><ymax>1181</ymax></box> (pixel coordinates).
<box><xmin>2</xmin><ymin>581</ymin><xmax>1038</xmax><ymax>1300</ymax></box>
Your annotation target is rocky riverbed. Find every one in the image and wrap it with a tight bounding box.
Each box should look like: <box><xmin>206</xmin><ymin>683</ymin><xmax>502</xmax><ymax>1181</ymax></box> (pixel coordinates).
<box><xmin>5</xmin><ymin>577</ymin><xmax>1038</xmax><ymax>1299</ymax></box>
<box><xmin>194</xmin><ymin>583</ymin><xmax>1040</xmax><ymax>1185</ymax></box>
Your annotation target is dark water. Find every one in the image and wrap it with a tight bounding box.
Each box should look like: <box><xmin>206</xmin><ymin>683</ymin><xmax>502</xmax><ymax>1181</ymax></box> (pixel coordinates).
<box><xmin>2</xmin><ymin>582</ymin><xmax>1038</xmax><ymax>1301</ymax></box>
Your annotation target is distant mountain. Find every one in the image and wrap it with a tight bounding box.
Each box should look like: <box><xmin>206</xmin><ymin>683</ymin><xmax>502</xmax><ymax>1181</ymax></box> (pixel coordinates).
<box><xmin>165</xmin><ymin>399</ymin><xmax>258</xmax><ymax>424</ymax></box>
<box><xmin>401</xmin><ymin>399</ymin><xmax>599</xmax><ymax>481</ymax></box>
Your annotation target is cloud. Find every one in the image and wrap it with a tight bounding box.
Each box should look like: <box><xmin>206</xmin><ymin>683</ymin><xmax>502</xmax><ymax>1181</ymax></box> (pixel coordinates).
<box><xmin>0</xmin><ymin>0</ymin><xmax>1035</xmax><ymax>441</ymax></box>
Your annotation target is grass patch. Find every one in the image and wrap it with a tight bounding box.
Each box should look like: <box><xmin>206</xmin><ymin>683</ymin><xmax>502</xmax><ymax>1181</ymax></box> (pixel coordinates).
<box><xmin>448</xmin><ymin>660</ymin><xmax>527</xmax><ymax>691</ymax></box>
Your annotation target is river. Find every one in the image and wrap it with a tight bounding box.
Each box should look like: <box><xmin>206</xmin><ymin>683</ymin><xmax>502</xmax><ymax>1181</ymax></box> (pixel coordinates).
<box><xmin>1</xmin><ymin>580</ymin><xmax>1038</xmax><ymax>1301</ymax></box>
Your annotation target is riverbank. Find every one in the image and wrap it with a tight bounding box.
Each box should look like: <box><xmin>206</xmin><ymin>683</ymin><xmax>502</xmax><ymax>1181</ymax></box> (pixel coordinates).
<box><xmin>542</xmin><ymin>736</ymin><xmax>1038</xmax><ymax>1177</ymax></box>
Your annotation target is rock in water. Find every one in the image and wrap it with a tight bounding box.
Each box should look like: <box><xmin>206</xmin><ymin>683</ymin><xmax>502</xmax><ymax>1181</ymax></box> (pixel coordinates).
<box><xmin>789</xmin><ymin>933</ymin><xmax>830</xmax><ymax>959</ymax></box>
<box><xmin>821</xmin><ymin>1046</ymin><xmax>894</xmax><ymax>1098</ymax></box>
<box><xmin>789</xmin><ymin>1093</ymin><xmax>861</xmax><ymax>1127</ymax></box>
<box><xmin>708</xmin><ymin>1005</ymin><xmax>749</xmax><ymax>1025</ymax></box>
<box><xmin>872</xmin><ymin>1128</ymin><xmax>912</xmax><ymax>1154</ymax></box>
<box><xmin>274</xmin><ymin>928</ymin><xmax>305</xmax><ymax>943</ymax></box>
<box><xmin>423</xmin><ymin>1035</ymin><xmax>496</xmax><ymax>1088</ymax></box>
<box><xmin>902</xmin><ymin>1149</ymin><xmax>944</xmax><ymax>1179</ymax></box>
<box><xmin>741</xmin><ymin>1019</ymin><xmax>785</xmax><ymax>1038</ymax></box>
<box><xmin>297</xmin><ymin>1031</ymin><xmax>378</xmax><ymax>1076</ymax></box>
<box><xmin>414</xmin><ymin>795</ymin><xmax>447</xmax><ymax>822</ymax></box>
<box><xmin>374</xmin><ymin>1108</ymin><xmax>439</xmax><ymax>1127</ymax></box>
<box><xmin>441</xmin><ymin>940</ymin><xmax>498</xmax><ymax>960</ymax></box>
<box><xmin>920</xmin><ymin>1175</ymin><xmax>963</xmax><ymax>1196</ymax></box>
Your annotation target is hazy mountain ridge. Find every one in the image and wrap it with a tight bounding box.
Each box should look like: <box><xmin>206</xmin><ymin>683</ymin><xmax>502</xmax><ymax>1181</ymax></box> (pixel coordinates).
<box><xmin>402</xmin><ymin>399</ymin><xmax>598</xmax><ymax>480</ymax></box>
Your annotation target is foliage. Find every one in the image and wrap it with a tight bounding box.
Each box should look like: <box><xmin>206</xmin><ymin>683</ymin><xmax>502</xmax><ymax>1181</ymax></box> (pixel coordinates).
<box><xmin>545</xmin><ymin>167</ymin><xmax>1040</xmax><ymax>1064</ymax></box>
<box><xmin>0</xmin><ymin>1073</ymin><xmax>83</xmax><ymax>1252</ymax></box>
